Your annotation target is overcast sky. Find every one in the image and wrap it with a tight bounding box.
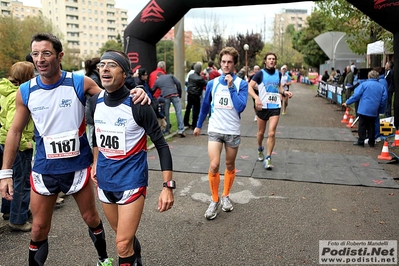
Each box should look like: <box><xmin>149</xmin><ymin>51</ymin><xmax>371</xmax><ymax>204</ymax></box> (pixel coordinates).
<box><xmin>23</xmin><ymin>0</ymin><xmax>314</xmax><ymax>41</ymax></box>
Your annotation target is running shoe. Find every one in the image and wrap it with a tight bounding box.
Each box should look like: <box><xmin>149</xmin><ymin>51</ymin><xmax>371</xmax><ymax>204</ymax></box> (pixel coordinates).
<box><xmin>97</xmin><ymin>258</ymin><xmax>113</xmax><ymax>266</ymax></box>
<box><xmin>204</xmin><ymin>199</ymin><xmax>220</xmax><ymax>220</ymax></box>
<box><xmin>221</xmin><ymin>196</ymin><xmax>234</xmax><ymax>212</ymax></box>
<box><xmin>257</xmin><ymin>147</ymin><xmax>264</xmax><ymax>161</ymax></box>
<box><xmin>9</xmin><ymin>222</ymin><xmax>32</xmax><ymax>232</ymax></box>
<box><xmin>2</xmin><ymin>213</ymin><xmax>10</xmax><ymax>220</ymax></box>
<box><xmin>282</xmin><ymin>111</ymin><xmax>286</xmax><ymax>115</ymax></box>
<box><xmin>254</xmin><ymin>115</ymin><xmax>257</xmax><ymax>122</ymax></box>
<box><xmin>263</xmin><ymin>157</ymin><xmax>273</xmax><ymax>170</ymax></box>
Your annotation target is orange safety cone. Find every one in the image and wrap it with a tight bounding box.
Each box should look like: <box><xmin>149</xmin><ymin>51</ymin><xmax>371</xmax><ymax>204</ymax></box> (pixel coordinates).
<box><xmin>391</xmin><ymin>130</ymin><xmax>399</xmax><ymax>147</ymax></box>
<box><xmin>346</xmin><ymin>115</ymin><xmax>354</xmax><ymax>128</ymax></box>
<box><xmin>341</xmin><ymin>108</ymin><xmax>349</xmax><ymax>124</ymax></box>
<box><xmin>378</xmin><ymin>141</ymin><xmax>392</xmax><ymax>161</ymax></box>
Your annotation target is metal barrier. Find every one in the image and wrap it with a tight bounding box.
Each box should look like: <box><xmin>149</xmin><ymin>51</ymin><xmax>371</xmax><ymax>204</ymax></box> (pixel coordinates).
<box><xmin>317</xmin><ymin>81</ymin><xmax>344</xmax><ymax>105</ymax></box>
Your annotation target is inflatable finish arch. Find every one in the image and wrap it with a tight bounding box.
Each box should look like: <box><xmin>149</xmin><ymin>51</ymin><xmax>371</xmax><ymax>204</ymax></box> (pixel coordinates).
<box><xmin>125</xmin><ymin>0</ymin><xmax>399</xmax><ymax>127</ymax></box>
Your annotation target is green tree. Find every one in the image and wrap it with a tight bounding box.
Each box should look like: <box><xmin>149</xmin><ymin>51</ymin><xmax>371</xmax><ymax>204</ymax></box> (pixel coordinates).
<box><xmin>0</xmin><ymin>14</ymin><xmax>57</xmax><ymax>77</ymax></box>
<box><xmin>185</xmin><ymin>39</ymin><xmax>206</xmax><ymax>72</ymax></box>
<box><xmin>98</xmin><ymin>40</ymin><xmax>123</xmax><ymax>55</ymax></box>
<box><xmin>225</xmin><ymin>32</ymin><xmax>264</xmax><ymax>71</ymax></box>
<box><xmin>315</xmin><ymin>0</ymin><xmax>393</xmax><ymax>54</ymax></box>
<box><xmin>61</xmin><ymin>44</ymin><xmax>81</xmax><ymax>71</ymax></box>
<box><xmin>156</xmin><ymin>40</ymin><xmax>174</xmax><ymax>73</ymax></box>
<box><xmin>192</xmin><ymin>12</ymin><xmax>226</xmax><ymax>62</ymax></box>
<box><xmin>116</xmin><ymin>34</ymin><xmax>122</xmax><ymax>47</ymax></box>
<box><xmin>256</xmin><ymin>42</ymin><xmax>276</xmax><ymax>67</ymax></box>
<box><xmin>206</xmin><ymin>34</ymin><xmax>224</xmax><ymax>64</ymax></box>
<box><xmin>280</xmin><ymin>24</ymin><xmax>304</xmax><ymax>70</ymax></box>
<box><xmin>291</xmin><ymin>11</ymin><xmax>331</xmax><ymax>68</ymax></box>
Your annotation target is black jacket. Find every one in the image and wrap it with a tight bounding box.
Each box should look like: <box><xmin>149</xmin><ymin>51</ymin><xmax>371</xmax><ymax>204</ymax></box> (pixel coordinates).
<box><xmin>187</xmin><ymin>72</ymin><xmax>207</xmax><ymax>96</ymax></box>
<box><xmin>386</xmin><ymin>69</ymin><xmax>395</xmax><ymax>93</ymax></box>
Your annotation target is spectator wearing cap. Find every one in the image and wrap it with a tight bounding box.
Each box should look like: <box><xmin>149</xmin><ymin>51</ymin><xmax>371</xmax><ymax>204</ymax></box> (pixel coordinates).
<box><xmin>280</xmin><ymin>65</ymin><xmax>292</xmax><ymax>115</ymax></box>
<box><xmin>135</xmin><ymin>68</ymin><xmax>152</xmax><ymax>101</ymax></box>
<box><xmin>89</xmin><ymin>49</ymin><xmax>173</xmax><ymax>265</ymax></box>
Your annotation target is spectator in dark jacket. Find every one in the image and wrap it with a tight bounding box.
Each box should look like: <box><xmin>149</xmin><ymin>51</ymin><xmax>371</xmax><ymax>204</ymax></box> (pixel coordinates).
<box><xmin>124</xmin><ymin>69</ymin><xmax>137</xmax><ymax>89</ymax></box>
<box><xmin>184</xmin><ymin>63</ymin><xmax>207</xmax><ymax>128</ymax></box>
<box><xmin>385</xmin><ymin>61</ymin><xmax>394</xmax><ymax>117</ymax></box>
<box><xmin>321</xmin><ymin>70</ymin><xmax>329</xmax><ymax>82</ymax></box>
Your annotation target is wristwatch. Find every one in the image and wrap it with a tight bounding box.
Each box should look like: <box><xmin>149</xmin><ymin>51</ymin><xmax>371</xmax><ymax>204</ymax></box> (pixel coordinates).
<box><xmin>163</xmin><ymin>180</ymin><xmax>176</xmax><ymax>189</ymax></box>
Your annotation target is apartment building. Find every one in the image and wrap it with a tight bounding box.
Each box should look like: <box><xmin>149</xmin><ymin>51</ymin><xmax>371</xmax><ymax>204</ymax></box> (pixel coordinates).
<box><xmin>41</xmin><ymin>0</ymin><xmax>128</xmax><ymax>59</ymax></box>
<box><xmin>2</xmin><ymin>0</ymin><xmax>40</xmax><ymax>18</ymax></box>
<box><xmin>0</xmin><ymin>0</ymin><xmax>11</xmax><ymax>15</ymax></box>
<box><xmin>2</xmin><ymin>0</ymin><xmax>128</xmax><ymax>60</ymax></box>
<box><xmin>273</xmin><ymin>9</ymin><xmax>309</xmax><ymax>44</ymax></box>
<box><xmin>162</xmin><ymin>28</ymin><xmax>193</xmax><ymax>46</ymax></box>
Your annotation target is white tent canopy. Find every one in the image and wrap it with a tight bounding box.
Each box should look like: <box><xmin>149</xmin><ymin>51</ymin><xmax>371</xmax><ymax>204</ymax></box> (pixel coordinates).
<box><xmin>367</xmin><ymin>40</ymin><xmax>386</xmax><ymax>55</ymax></box>
<box><xmin>314</xmin><ymin>32</ymin><xmax>365</xmax><ymax>63</ymax></box>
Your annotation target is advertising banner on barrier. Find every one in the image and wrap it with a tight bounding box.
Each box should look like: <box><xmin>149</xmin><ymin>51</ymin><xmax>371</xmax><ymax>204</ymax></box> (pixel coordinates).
<box><xmin>318</xmin><ymin>81</ymin><xmax>344</xmax><ymax>105</ymax></box>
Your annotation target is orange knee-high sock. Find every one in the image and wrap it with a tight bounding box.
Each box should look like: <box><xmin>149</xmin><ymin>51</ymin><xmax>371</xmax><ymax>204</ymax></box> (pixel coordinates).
<box><xmin>208</xmin><ymin>172</ymin><xmax>220</xmax><ymax>202</ymax></box>
<box><xmin>222</xmin><ymin>169</ymin><xmax>236</xmax><ymax>197</ymax></box>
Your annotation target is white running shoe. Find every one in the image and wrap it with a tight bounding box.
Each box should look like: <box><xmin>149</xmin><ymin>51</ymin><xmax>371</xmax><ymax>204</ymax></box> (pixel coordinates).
<box><xmin>263</xmin><ymin>157</ymin><xmax>273</xmax><ymax>170</ymax></box>
<box><xmin>221</xmin><ymin>196</ymin><xmax>234</xmax><ymax>212</ymax></box>
<box><xmin>97</xmin><ymin>258</ymin><xmax>113</xmax><ymax>266</ymax></box>
<box><xmin>254</xmin><ymin>115</ymin><xmax>257</xmax><ymax>121</ymax></box>
<box><xmin>204</xmin><ymin>199</ymin><xmax>220</xmax><ymax>220</ymax></box>
<box><xmin>257</xmin><ymin>147</ymin><xmax>264</xmax><ymax>161</ymax></box>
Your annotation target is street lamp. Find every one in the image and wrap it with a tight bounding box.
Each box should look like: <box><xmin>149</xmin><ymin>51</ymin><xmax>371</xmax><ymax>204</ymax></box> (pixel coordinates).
<box><xmin>243</xmin><ymin>43</ymin><xmax>249</xmax><ymax>78</ymax></box>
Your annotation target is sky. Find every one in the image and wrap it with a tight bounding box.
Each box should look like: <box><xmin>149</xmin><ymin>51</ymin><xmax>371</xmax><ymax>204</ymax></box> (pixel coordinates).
<box><xmin>23</xmin><ymin>0</ymin><xmax>315</xmax><ymax>41</ymax></box>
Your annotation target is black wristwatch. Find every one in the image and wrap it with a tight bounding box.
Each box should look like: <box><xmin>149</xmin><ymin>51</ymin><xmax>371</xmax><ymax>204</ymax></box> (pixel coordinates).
<box><xmin>163</xmin><ymin>180</ymin><xmax>176</xmax><ymax>189</ymax></box>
